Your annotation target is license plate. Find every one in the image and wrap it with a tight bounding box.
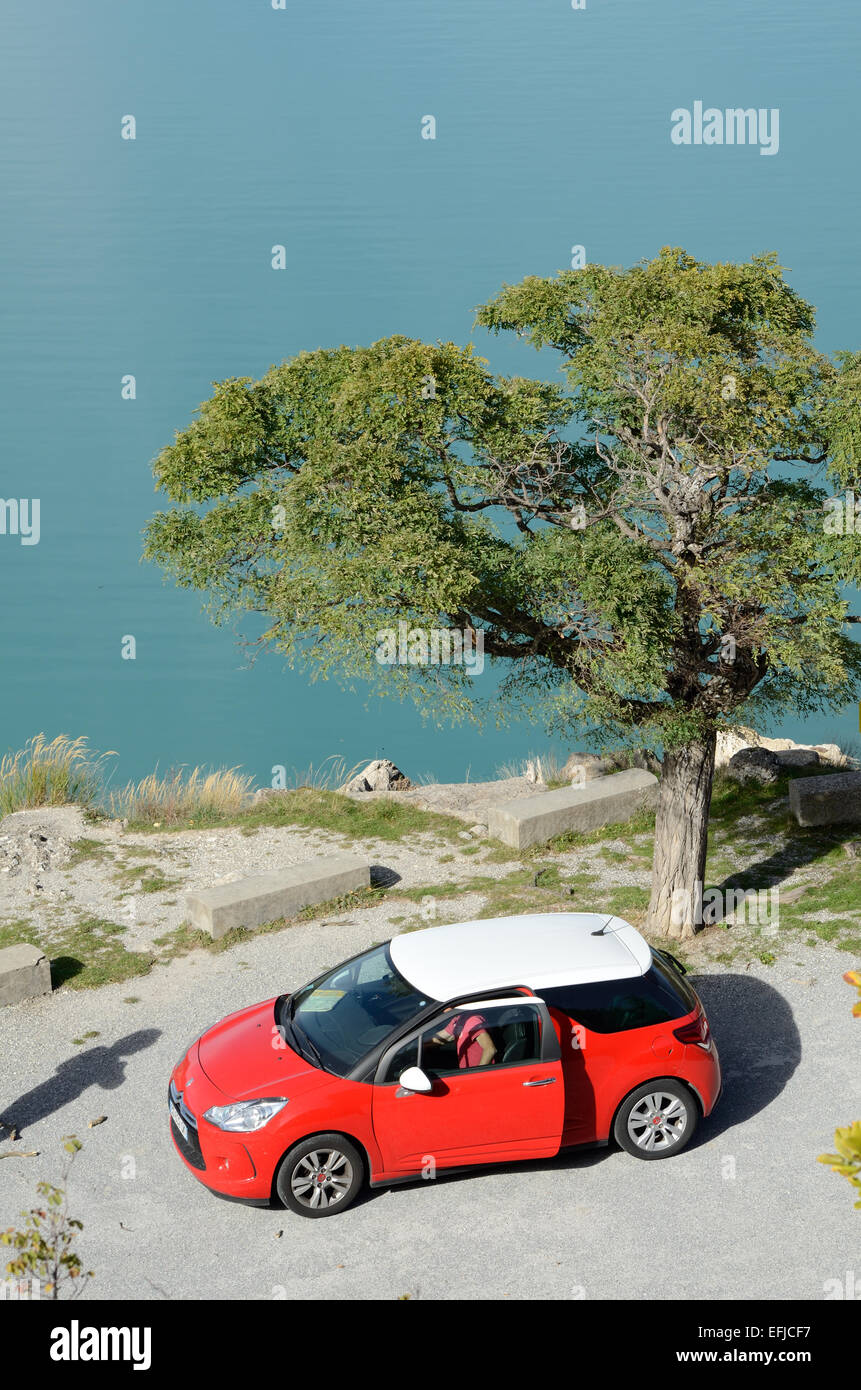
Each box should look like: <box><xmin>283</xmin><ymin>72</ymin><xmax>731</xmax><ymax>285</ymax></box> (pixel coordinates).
<box><xmin>170</xmin><ymin>1102</ymin><xmax>188</xmax><ymax>1143</ymax></box>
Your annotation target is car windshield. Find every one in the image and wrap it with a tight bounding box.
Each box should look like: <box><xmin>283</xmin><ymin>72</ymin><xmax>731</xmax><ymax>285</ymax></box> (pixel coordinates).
<box><xmin>281</xmin><ymin>943</ymin><xmax>435</xmax><ymax>1077</ymax></box>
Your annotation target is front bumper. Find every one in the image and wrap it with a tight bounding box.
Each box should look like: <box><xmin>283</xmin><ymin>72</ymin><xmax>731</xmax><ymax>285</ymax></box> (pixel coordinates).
<box><xmin>168</xmin><ymin>1066</ymin><xmax>273</xmax><ymax>1201</ymax></box>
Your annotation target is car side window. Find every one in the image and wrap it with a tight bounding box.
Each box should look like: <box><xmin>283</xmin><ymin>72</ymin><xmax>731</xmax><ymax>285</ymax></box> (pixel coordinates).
<box><xmin>379</xmin><ymin>1003</ymin><xmax>543</xmax><ymax>1083</ymax></box>
<box><xmin>383</xmin><ymin>1035</ymin><xmax>420</xmax><ymax>1084</ymax></box>
<box><xmin>539</xmin><ymin>957</ymin><xmax>698</xmax><ymax>1034</ymax></box>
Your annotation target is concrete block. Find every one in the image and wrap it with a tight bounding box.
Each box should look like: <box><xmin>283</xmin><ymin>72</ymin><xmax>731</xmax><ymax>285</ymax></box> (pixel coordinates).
<box><xmin>789</xmin><ymin>772</ymin><xmax>861</xmax><ymax>827</ymax></box>
<box><xmin>486</xmin><ymin>769</ymin><xmax>659</xmax><ymax>850</ymax></box>
<box><xmin>186</xmin><ymin>854</ymin><xmax>371</xmax><ymax>940</ymax></box>
<box><xmin>0</xmin><ymin>943</ymin><xmax>52</xmax><ymax>1006</ymax></box>
<box><xmin>775</xmin><ymin>749</ymin><xmax>820</xmax><ymax>768</ymax></box>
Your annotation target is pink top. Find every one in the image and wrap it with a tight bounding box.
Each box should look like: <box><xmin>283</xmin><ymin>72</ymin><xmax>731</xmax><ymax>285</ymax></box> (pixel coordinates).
<box><xmin>442</xmin><ymin>1012</ymin><xmax>490</xmax><ymax>1068</ymax></box>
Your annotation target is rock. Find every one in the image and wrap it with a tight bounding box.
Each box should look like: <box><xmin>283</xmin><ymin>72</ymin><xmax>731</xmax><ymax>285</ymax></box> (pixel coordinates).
<box><xmin>341</xmin><ymin>759</ymin><xmax>412</xmax><ymax>793</ymax></box>
<box><xmin>186</xmin><ymin>855</ymin><xmax>371</xmax><ymax>939</ymax></box>
<box><xmin>774</xmin><ymin>749</ymin><xmax>820</xmax><ymax>768</ymax></box>
<box><xmin>778</xmin><ymin>885</ymin><xmax>807</xmax><ymax>904</ymax></box>
<box><xmin>487</xmin><ymin>769</ymin><xmax>659</xmax><ymax>850</ymax></box>
<box><xmin>467</xmin><ymin>824</ymin><xmax>486</xmax><ymax>837</ymax></box>
<box><xmin>561</xmin><ymin>753</ymin><xmax>611</xmax><ymax>785</ymax></box>
<box><xmin>626</xmin><ymin>750</ymin><xmax>662</xmax><ymax>775</ymax></box>
<box><xmin>727</xmin><ymin>747</ymin><xmax>782</xmax><ymax>784</ymax></box>
<box><xmin>562</xmin><ymin>749</ymin><xmax>661</xmax><ymax>785</ymax></box>
<box><xmin>789</xmin><ymin>772</ymin><xmax>861</xmax><ymax>827</ymax></box>
<box><xmin>810</xmin><ymin>742</ymin><xmax>850</xmax><ymax>767</ymax></box>
<box><xmin>715</xmin><ymin>726</ymin><xmax>853</xmax><ymax>770</ymax></box>
<box><xmin>0</xmin><ymin>811</ymin><xmax>72</xmax><ymax>879</ymax></box>
<box><xmin>842</xmin><ymin>841</ymin><xmax>861</xmax><ymax>858</ymax></box>
<box><xmin>0</xmin><ymin>943</ymin><xmax>52</xmax><ymax>1007</ymax></box>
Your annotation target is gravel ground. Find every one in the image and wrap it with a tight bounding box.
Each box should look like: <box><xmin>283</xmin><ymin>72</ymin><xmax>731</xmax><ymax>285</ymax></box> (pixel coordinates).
<box><xmin>0</xmin><ymin>924</ymin><xmax>858</xmax><ymax>1302</ymax></box>
<box><xmin>0</xmin><ymin>787</ymin><xmax>651</xmax><ymax>957</ymax></box>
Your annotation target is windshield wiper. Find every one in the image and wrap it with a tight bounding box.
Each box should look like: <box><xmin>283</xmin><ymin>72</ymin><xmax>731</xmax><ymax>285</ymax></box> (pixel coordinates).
<box><xmin>292</xmin><ymin>1023</ymin><xmax>324</xmax><ymax>1070</ymax></box>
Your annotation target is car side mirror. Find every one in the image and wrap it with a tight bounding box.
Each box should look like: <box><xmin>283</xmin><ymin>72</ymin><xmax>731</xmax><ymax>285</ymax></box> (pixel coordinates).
<box><xmin>397</xmin><ymin>1066</ymin><xmax>433</xmax><ymax>1094</ymax></box>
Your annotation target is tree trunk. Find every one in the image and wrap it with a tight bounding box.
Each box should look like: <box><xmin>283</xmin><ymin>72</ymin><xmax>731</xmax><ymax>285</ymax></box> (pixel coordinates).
<box><xmin>646</xmin><ymin>732</ymin><xmax>717</xmax><ymax>940</ymax></box>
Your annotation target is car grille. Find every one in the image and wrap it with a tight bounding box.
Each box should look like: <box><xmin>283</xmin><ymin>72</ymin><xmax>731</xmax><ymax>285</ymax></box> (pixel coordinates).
<box><xmin>169</xmin><ymin>1079</ymin><xmax>206</xmax><ymax>1171</ymax></box>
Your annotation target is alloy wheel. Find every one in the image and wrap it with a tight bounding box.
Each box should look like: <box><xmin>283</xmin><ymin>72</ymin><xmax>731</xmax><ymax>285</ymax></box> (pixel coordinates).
<box><xmin>626</xmin><ymin>1091</ymin><xmax>688</xmax><ymax>1151</ymax></box>
<box><xmin>290</xmin><ymin>1148</ymin><xmax>354</xmax><ymax>1210</ymax></box>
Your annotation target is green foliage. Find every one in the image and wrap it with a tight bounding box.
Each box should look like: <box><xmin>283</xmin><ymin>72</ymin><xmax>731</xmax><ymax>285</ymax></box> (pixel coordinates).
<box><xmin>1</xmin><ymin>1139</ymin><xmax>94</xmax><ymax>1298</ymax></box>
<box><xmin>818</xmin><ymin>971</ymin><xmax>861</xmax><ymax>1208</ymax></box>
<box><xmin>144</xmin><ymin>251</ymin><xmax>861</xmax><ymax>752</ymax></box>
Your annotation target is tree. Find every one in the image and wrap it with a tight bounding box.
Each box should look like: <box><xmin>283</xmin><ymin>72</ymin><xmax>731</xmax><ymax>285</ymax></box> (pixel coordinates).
<box><xmin>1</xmin><ymin>1138</ymin><xmax>94</xmax><ymax>1298</ymax></box>
<box><xmin>144</xmin><ymin>248</ymin><xmax>861</xmax><ymax>937</ymax></box>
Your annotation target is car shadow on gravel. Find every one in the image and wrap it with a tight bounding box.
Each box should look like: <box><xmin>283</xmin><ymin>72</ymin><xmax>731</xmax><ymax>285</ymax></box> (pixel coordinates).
<box><xmin>680</xmin><ymin>972</ymin><xmax>801</xmax><ymax>1143</ymax></box>
<box><xmin>0</xmin><ymin>1029</ymin><xmax>160</xmax><ymax>1137</ymax></box>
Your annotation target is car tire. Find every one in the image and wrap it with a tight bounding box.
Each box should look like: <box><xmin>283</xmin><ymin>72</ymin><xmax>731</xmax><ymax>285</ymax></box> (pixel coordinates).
<box><xmin>275</xmin><ymin>1133</ymin><xmax>365</xmax><ymax>1218</ymax></box>
<box><xmin>613</xmin><ymin>1078</ymin><xmax>699</xmax><ymax>1160</ymax></box>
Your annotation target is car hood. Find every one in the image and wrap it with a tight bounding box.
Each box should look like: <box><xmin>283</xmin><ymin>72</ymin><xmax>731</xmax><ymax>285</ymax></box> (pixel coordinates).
<box><xmin>197</xmin><ymin>997</ymin><xmax>335</xmax><ymax>1102</ymax></box>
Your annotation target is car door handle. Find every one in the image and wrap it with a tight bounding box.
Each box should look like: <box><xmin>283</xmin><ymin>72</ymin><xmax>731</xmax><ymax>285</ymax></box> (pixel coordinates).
<box><xmin>523</xmin><ymin>1077</ymin><xmax>556</xmax><ymax>1087</ymax></box>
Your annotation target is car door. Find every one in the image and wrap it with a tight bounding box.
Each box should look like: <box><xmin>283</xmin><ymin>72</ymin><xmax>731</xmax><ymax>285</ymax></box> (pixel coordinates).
<box><xmin>371</xmin><ymin>997</ymin><xmax>564</xmax><ymax>1176</ymax></box>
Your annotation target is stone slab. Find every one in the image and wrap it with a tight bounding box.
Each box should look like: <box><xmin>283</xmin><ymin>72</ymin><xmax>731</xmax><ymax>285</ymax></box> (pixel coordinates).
<box><xmin>789</xmin><ymin>772</ymin><xmax>861</xmax><ymax>827</ymax></box>
<box><xmin>486</xmin><ymin>769</ymin><xmax>659</xmax><ymax>850</ymax></box>
<box><xmin>0</xmin><ymin>943</ymin><xmax>52</xmax><ymax>1006</ymax></box>
<box><xmin>185</xmin><ymin>854</ymin><xmax>371</xmax><ymax>940</ymax></box>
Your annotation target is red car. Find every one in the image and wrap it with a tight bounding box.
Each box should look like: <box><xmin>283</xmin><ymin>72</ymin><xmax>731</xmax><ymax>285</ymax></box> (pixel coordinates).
<box><xmin>169</xmin><ymin>913</ymin><xmax>721</xmax><ymax>1217</ymax></box>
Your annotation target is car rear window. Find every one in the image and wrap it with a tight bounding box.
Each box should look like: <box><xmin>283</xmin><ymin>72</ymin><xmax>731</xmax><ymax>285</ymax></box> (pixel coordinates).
<box><xmin>536</xmin><ymin>951</ymin><xmax>700</xmax><ymax>1034</ymax></box>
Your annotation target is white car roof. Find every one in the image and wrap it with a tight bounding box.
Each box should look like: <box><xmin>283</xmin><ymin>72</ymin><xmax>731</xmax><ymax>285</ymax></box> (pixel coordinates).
<box><xmin>389</xmin><ymin>913</ymin><xmax>652</xmax><ymax>1001</ymax></box>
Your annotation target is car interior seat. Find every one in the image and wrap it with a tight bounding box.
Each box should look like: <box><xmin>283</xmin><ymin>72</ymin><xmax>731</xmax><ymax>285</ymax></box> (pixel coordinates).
<box><xmin>497</xmin><ymin>1010</ymin><xmax>533</xmax><ymax>1064</ymax></box>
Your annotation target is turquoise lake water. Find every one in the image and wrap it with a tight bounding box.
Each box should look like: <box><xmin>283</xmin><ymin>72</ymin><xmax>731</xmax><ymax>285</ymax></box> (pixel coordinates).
<box><xmin>2</xmin><ymin>0</ymin><xmax>860</xmax><ymax>789</ymax></box>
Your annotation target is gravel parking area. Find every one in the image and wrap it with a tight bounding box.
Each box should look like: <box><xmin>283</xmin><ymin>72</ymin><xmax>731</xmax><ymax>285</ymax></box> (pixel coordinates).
<box><xmin>0</xmin><ymin>922</ymin><xmax>858</xmax><ymax>1301</ymax></box>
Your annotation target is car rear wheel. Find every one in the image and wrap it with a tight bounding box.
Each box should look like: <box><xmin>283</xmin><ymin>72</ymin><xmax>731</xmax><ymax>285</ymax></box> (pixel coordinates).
<box><xmin>613</xmin><ymin>1078</ymin><xmax>698</xmax><ymax>1160</ymax></box>
<box><xmin>276</xmin><ymin>1133</ymin><xmax>365</xmax><ymax>1217</ymax></box>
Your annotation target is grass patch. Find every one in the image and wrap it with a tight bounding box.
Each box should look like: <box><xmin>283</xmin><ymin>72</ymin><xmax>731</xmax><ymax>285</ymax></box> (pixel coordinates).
<box><xmin>0</xmin><ymin>919</ymin><xmax>40</xmax><ymax>950</ymax></box>
<box><xmin>544</xmin><ymin>805</ymin><xmax>657</xmax><ymax>855</ymax></box>
<box><xmin>109</xmin><ymin>766</ymin><xmax>255</xmax><ymax>827</ymax></box>
<box><xmin>392</xmin><ymin>864</ymin><xmax>606</xmax><ymax>925</ymax></box>
<box><xmin>112</xmin><ymin>865</ymin><xmax>183</xmax><ymax>894</ymax></box>
<box><xmin>66</xmin><ymin>838</ymin><xmax>114</xmax><ymax>869</ymax></box>
<box><xmin>0</xmin><ymin>734</ymin><xmax>115</xmax><ymax>816</ymax></box>
<box><xmin>50</xmin><ymin>917</ymin><xmax>154</xmax><ymax>990</ymax></box>
<box><xmin>603</xmin><ymin>885</ymin><xmax>651</xmax><ymax>921</ymax></box>
<box><xmin>0</xmin><ymin>914</ymin><xmax>152</xmax><ymax>990</ymax></box>
<box><xmin>125</xmin><ymin>787</ymin><xmax>469</xmax><ymax>844</ymax></box>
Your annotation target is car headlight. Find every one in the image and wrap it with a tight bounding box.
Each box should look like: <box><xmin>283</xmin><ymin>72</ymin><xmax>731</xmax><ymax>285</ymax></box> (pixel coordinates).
<box><xmin>203</xmin><ymin>1098</ymin><xmax>289</xmax><ymax>1132</ymax></box>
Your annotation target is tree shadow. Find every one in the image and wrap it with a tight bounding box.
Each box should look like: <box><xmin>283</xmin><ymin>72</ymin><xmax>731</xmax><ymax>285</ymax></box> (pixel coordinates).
<box><xmin>0</xmin><ymin>1030</ymin><xmax>160</xmax><ymax>1137</ymax></box>
<box><xmin>706</xmin><ymin>781</ymin><xmax>860</xmax><ymax>924</ymax></box>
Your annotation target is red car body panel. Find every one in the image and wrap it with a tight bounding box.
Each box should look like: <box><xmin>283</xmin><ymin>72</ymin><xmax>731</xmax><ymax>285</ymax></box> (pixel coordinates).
<box><xmin>170</xmin><ymin>980</ymin><xmax>721</xmax><ymax>1202</ymax></box>
<box><xmin>371</xmin><ymin>1058</ymin><xmax>564</xmax><ymax>1176</ymax></box>
<box><xmin>547</xmin><ymin>1004</ymin><xmax>721</xmax><ymax>1147</ymax></box>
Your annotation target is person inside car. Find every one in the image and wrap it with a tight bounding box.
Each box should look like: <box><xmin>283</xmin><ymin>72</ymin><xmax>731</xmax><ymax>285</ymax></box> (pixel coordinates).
<box><xmin>428</xmin><ymin>1009</ymin><xmax>497</xmax><ymax>1068</ymax></box>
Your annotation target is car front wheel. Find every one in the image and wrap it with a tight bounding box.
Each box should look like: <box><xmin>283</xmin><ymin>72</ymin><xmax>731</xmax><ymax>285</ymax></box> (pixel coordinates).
<box><xmin>613</xmin><ymin>1079</ymin><xmax>699</xmax><ymax>1159</ymax></box>
<box><xmin>276</xmin><ymin>1133</ymin><xmax>365</xmax><ymax>1217</ymax></box>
